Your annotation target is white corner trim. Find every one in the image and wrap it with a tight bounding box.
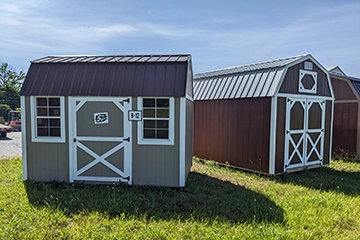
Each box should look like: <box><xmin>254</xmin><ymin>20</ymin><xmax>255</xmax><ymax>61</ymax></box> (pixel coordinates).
<box><xmin>186</xmin><ymin>94</ymin><xmax>194</xmax><ymax>102</ymax></box>
<box><xmin>137</xmin><ymin>97</ymin><xmax>175</xmax><ymax>145</ymax></box>
<box><xmin>269</xmin><ymin>96</ymin><xmax>277</xmax><ymax>175</ymax></box>
<box><xmin>68</xmin><ymin>97</ymin><xmax>74</xmax><ymax>182</ymax></box>
<box><xmin>30</xmin><ymin>96</ymin><xmax>66</xmax><ymax>143</ymax></box>
<box><xmin>179</xmin><ymin>97</ymin><xmax>186</xmax><ymax>187</ymax></box>
<box><xmin>20</xmin><ymin>96</ymin><xmax>27</xmax><ymax>180</ymax></box>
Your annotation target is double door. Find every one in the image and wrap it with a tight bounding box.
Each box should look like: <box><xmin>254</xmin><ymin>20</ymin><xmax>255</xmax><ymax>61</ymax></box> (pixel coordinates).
<box><xmin>284</xmin><ymin>97</ymin><xmax>326</xmax><ymax>170</ymax></box>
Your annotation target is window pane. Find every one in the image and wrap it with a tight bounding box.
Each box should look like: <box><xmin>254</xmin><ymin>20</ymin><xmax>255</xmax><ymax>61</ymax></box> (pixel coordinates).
<box><xmin>144</xmin><ymin>129</ymin><xmax>155</xmax><ymax>138</ymax></box>
<box><xmin>37</xmin><ymin>127</ymin><xmax>48</xmax><ymax>136</ymax></box>
<box><xmin>49</xmin><ymin>108</ymin><xmax>60</xmax><ymax>116</ymax></box>
<box><xmin>144</xmin><ymin>120</ymin><xmax>155</xmax><ymax>128</ymax></box>
<box><xmin>157</xmin><ymin>130</ymin><xmax>168</xmax><ymax>139</ymax></box>
<box><xmin>143</xmin><ymin>109</ymin><xmax>155</xmax><ymax>118</ymax></box>
<box><xmin>36</xmin><ymin>98</ymin><xmax>47</xmax><ymax>106</ymax></box>
<box><xmin>50</xmin><ymin>119</ymin><xmax>60</xmax><ymax>127</ymax></box>
<box><xmin>157</xmin><ymin>120</ymin><xmax>169</xmax><ymax>129</ymax></box>
<box><xmin>143</xmin><ymin>98</ymin><xmax>155</xmax><ymax>107</ymax></box>
<box><xmin>49</xmin><ymin>98</ymin><xmax>60</xmax><ymax>106</ymax></box>
<box><xmin>157</xmin><ymin>109</ymin><xmax>169</xmax><ymax>118</ymax></box>
<box><xmin>50</xmin><ymin>128</ymin><xmax>60</xmax><ymax>136</ymax></box>
<box><xmin>37</xmin><ymin>118</ymin><xmax>48</xmax><ymax>126</ymax></box>
<box><xmin>37</xmin><ymin>108</ymin><xmax>48</xmax><ymax>116</ymax></box>
<box><xmin>156</xmin><ymin>99</ymin><xmax>169</xmax><ymax>108</ymax></box>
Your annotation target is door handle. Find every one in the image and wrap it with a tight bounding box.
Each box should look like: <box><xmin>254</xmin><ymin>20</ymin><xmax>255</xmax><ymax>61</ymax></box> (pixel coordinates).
<box><xmin>123</xmin><ymin>137</ymin><xmax>130</xmax><ymax>142</ymax></box>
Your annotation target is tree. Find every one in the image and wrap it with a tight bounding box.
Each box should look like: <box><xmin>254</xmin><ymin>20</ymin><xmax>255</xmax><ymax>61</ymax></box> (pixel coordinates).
<box><xmin>0</xmin><ymin>63</ymin><xmax>25</xmax><ymax>110</ymax></box>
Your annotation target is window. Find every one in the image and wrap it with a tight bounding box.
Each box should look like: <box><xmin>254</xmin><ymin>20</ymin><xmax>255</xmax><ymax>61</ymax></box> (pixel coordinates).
<box><xmin>31</xmin><ymin>96</ymin><xmax>65</xmax><ymax>142</ymax></box>
<box><xmin>138</xmin><ymin>97</ymin><xmax>174</xmax><ymax>145</ymax></box>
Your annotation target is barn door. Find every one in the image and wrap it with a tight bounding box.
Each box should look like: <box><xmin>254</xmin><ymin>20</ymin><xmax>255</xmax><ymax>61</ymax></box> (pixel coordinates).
<box><xmin>70</xmin><ymin>97</ymin><xmax>132</xmax><ymax>184</ymax></box>
<box><xmin>284</xmin><ymin>97</ymin><xmax>325</xmax><ymax>170</ymax></box>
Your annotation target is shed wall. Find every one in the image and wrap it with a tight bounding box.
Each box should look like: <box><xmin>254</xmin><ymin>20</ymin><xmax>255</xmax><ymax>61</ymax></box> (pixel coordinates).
<box><xmin>331</xmin><ymin>78</ymin><xmax>357</xmax><ymax>101</ymax></box>
<box><xmin>194</xmin><ymin>98</ymin><xmax>271</xmax><ymax>173</ymax></box>
<box><xmin>279</xmin><ymin>60</ymin><xmax>332</xmax><ymax>97</ymax></box>
<box><xmin>24</xmin><ymin>96</ymin><xmax>69</xmax><ymax>182</ymax></box>
<box><xmin>332</xmin><ymin>102</ymin><xmax>358</xmax><ymax>156</ymax></box>
<box><xmin>131</xmin><ymin>98</ymin><xmax>180</xmax><ymax>187</ymax></box>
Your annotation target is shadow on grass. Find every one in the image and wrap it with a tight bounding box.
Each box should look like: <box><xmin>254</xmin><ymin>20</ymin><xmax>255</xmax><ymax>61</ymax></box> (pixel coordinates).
<box><xmin>24</xmin><ymin>172</ymin><xmax>284</xmax><ymax>223</ymax></box>
<box><xmin>273</xmin><ymin>166</ymin><xmax>360</xmax><ymax>196</ymax></box>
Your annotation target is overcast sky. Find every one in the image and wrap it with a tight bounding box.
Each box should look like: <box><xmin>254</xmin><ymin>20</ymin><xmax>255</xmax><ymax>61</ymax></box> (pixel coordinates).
<box><xmin>1</xmin><ymin>0</ymin><xmax>359</xmax><ymax>76</ymax></box>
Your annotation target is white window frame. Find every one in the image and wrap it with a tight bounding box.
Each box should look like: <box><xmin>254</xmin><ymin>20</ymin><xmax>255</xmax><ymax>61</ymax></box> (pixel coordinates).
<box><xmin>30</xmin><ymin>96</ymin><xmax>66</xmax><ymax>143</ymax></box>
<box><xmin>137</xmin><ymin>97</ymin><xmax>174</xmax><ymax>145</ymax></box>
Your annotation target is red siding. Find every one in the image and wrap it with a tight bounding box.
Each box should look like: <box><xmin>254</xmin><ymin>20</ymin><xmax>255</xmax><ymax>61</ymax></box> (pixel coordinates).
<box><xmin>331</xmin><ymin>77</ymin><xmax>357</xmax><ymax>101</ymax></box>
<box><xmin>279</xmin><ymin>60</ymin><xmax>332</xmax><ymax>97</ymax></box>
<box><xmin>332</xmin><ymin>102</ymin><xmax>358</xmax><ymax>156</ymax></box>
<box><xmin>194</xmin><ymin>98</ymin><xmax>271</xmax><ymax>173</ymax></box>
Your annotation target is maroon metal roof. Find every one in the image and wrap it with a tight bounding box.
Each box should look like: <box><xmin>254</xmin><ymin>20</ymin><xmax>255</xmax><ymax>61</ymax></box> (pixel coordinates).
<box><xmin>20</xmin><ymin>55</ymin><xmax>192</xmax><ymax>97</ymax></box>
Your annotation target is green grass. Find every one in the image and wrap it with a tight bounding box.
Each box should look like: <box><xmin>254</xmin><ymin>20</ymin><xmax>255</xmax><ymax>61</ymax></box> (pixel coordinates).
<box><xmin>1</xmin><ymin>157</ymin><xmax>359</xmax><ymax>239</ymax></box>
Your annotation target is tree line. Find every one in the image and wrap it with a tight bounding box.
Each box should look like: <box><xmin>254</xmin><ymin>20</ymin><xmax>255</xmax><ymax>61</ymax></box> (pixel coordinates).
<box><xmin>0</xmin><ymin>63</ymin><xmax>25</xmax><ymax>122</ymax></box>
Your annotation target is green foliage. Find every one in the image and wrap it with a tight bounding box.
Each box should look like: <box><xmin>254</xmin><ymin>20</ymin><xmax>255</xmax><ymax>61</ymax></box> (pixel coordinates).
<box><xmin>0</xmin><ymin>157</ymin><xmax>359</xmax><ymax>239</ymax></box>
<box><xmin>0</xmin><ymin>104</ymin><xmax>11</xmax><ymax>122</ymax></box>
<box><xmin>0</xmin><ymin>63</ymin><xmax>25</xmax><ymax>110</ymax></box>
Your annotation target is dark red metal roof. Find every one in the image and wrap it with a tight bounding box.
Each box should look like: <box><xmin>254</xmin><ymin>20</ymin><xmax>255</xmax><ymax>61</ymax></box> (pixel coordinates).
<box><xmin>20</xmin><ymin>55</ymin><xmax>192</xmax><ymax>97</ymax></box>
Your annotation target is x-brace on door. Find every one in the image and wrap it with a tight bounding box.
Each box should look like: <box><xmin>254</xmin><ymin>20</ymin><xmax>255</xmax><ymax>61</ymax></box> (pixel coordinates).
<box><xmin>284</xmin><ymin>97</ymin><xmax>325</xmax><ymax>170</ymax></box>
<box><xmin>70</xmin><ymin>97</ymin><xmax>132</xmax><ymax>183</ymax></box>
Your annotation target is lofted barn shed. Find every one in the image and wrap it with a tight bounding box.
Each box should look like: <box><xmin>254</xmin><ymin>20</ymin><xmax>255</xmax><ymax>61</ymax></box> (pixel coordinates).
<box><xmin>20</xmin><ymin>55</ymin><xmax>193</xmax><ymax>187</ymax></box>
<box><xmin>194</xmin><ymin>54</ymin><xmax>334</xmax><ymax>174</ymax></box>
<box><xmin>328</xmin><ymin>66</ymin><xmax>360</xmax><ymax>160</ymax></box>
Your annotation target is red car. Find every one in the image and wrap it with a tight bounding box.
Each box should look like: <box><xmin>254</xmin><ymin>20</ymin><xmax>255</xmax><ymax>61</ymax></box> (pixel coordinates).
<box><xmin>9</xmin><ymin>120</ymin><xmax>21</xmax><ymax>131</ymax></box>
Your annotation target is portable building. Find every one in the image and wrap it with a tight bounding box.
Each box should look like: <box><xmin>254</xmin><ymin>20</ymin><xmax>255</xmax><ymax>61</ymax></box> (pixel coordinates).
<box><xmin>327</xmin><ymin>66</ymin><xmax>360</xmax><ymax>160</ymax></box>
<box><xmin>194</xmin><ymin>54</ymin><xmax>334</xmax><ymax>174</ymax></box>
<box><xmin>20</xmin><ymin>55</ymin><xmax>193</xmax><ymax>187</ymax></box>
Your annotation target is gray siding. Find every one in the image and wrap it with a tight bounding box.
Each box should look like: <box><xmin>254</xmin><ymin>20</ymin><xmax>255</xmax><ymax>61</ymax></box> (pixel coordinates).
<box><xmin>25</xmin><ymin>96</ymin><xmax>69</xmax><ymax>182</ymax></box>
<box><xmin>131</xmin><ymin>98</ymin><xmax>180</xmax><ymax>187</ymax></box>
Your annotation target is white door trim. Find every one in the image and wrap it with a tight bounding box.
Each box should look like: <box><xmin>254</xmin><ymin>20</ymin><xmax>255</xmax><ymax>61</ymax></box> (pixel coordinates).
<box><xmin>284</xmin><ymin>97</ymin><xmax>325</xmax><ymax>170</ymax></box>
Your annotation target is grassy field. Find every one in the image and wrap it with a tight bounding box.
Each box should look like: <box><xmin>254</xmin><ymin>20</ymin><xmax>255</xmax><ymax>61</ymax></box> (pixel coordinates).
<box><xmin>0</xmin><ymin>157</ymin><xmax>359</xmax><ymax>239</ymax></box>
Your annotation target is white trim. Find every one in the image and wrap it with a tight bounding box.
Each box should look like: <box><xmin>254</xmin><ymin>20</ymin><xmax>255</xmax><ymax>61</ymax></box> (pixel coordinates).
<box><xmin>20</xmin><ymin>96</ymin><xmax>27</xmax><ymax>180</ymax></box>
<box><xmin>269</xmin><ymin>96</ymin><xmax>277</xmax><ymax>174</ymax></box>
<box><xmin>69</xmin><ymin>97</ymin><xmax>132</xmax><ymax>184</ymax></box>
<box><xmin>186</xmin><ymin>94</ymin><xmax>194</xmax><ymax>102</ymax></box>
<box><xmin>30</xmin><ymin>96</ymin><xmax>66</xmax><ymax>143</ymax></box>
<box><xmin>277</xmin><ymin>93</ymin><xmax>333</xmax><ymax>101</ymax></box>
<box><xmin>137</xmin><ymin>97</ymin><xmax>175</xmax><ymax>145</ymax></box>
<box><xmin>68</xmin><ymin>97</ymin><xmax>75</xmax><ymax>182</ymax></box>
<box><xmin>298</xmin><ymin>69</ymin><xmax>317</xmax><ymax>94</ymax></box>
<box><xmin>284</xmin><ymin>97</ymin><xmax>325</xmax><ymax>171</ymax></box>
<box><xmin>179</xmin><ymin>97</ymin><xmax>186</xmax><ymax>187</ymax></box>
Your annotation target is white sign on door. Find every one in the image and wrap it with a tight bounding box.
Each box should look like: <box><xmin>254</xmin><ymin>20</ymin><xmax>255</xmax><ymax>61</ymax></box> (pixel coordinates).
<box><xmin>94</xmin><ymin>112</ymin><xmax>109</xmax><ymax>124</ymax></box>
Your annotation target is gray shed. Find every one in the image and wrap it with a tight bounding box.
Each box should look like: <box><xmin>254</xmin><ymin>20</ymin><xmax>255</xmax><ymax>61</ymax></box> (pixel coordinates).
<box><xmin>20</xmin><ymin>54</ymin><xmax>193</xmax><ymax>187</ymax></box>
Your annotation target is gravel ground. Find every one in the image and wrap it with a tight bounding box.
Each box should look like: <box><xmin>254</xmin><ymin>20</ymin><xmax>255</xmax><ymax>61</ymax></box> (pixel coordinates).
<box><xmin>0</xmin><ymin>131</ymin><xmax>22</xmax><ymax>158</ymax></box>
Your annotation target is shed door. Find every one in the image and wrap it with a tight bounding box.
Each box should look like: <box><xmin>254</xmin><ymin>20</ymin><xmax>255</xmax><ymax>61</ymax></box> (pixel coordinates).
<box><xmin>70</xmin><ymin>97</ymin><xmax>132</xmax><ymax>183</ymax></box>
<box><xmin>284</xmin><ymin>97</ymin><xmax>325</xmax><ymax>170</ymax></box>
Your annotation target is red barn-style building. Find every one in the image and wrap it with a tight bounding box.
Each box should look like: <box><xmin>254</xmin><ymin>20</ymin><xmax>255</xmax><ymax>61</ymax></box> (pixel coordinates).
<box><xmin>194</xmin><ymin>54</ymin><xmax>334</xmax><ymax>174</ymax></box>
<box><xmin>328</xmin><ymin>66</ymin><xmax>360</xmax><ymax>160</ymax></box>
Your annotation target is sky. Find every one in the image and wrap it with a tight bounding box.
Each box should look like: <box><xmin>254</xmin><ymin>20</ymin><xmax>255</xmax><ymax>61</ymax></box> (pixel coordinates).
<box><xmin>1</xmin><ymin>0</ymin><xmax>360</xmax><ymax>76</ymax></box>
